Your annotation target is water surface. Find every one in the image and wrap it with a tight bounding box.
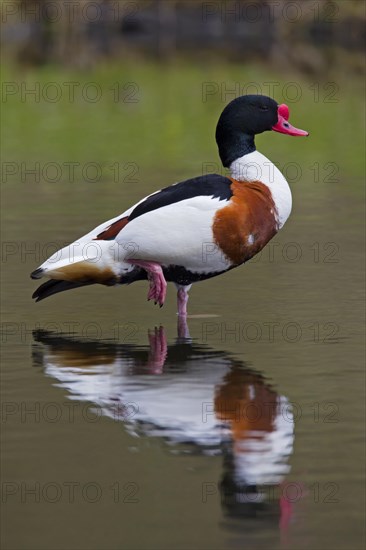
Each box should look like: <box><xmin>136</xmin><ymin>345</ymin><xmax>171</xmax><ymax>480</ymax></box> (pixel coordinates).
<box><xmin>1</xmin><ymin>178</ymin><xmax>364</xmax><ymax>550</ymax></box>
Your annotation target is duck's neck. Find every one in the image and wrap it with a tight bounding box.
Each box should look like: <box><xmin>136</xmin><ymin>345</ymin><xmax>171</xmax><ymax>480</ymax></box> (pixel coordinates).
<box><xmin>229</xmin><ymin>150</ymin><xmax>292</xmax><ymax>229</ymax></box>
<box><xmin>217</xmin><ymin>132</ymin><xmax>256</xmax><ymax>168</ymax></box>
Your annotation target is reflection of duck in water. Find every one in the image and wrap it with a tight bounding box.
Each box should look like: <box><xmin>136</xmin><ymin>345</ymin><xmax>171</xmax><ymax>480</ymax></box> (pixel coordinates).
<box><xmin>215</xmin><ymin>367</ymin><xmax>292</xmax><ymax>522</ymax></box>
<box><xmin>33</xmin><ymin>328</ymin><xmax>294</xmax><ymax>524</ymax></box>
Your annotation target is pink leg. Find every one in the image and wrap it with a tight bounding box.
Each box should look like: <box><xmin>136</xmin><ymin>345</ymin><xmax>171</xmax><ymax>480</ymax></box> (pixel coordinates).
<box><xmin>279</xmin><ymin>480</ymin><xmax>306</xmax><ymax>544</ymax></box>
<box><xmin>177</xmin><ymin>285</ymin><xmax>191</xmax><ymax>317</ymax></box>
<box><xmin>177</xmin><ymin>316</ymin><xmax>191</xmax><ymax>340</ymax></box>
<box><xmin>279</xmin><ymin>493</ymin><xmax>293</xmax><ymax>543</ymax></box>
<box><xmin>147</xmin><ymin>326</ymin><xmax>168</xmax><ymax>374</ymax></box>
<box><xmin>128</xmin><ymin>260</ymin><xmax>167</xmax><ymax>307</ymax></box>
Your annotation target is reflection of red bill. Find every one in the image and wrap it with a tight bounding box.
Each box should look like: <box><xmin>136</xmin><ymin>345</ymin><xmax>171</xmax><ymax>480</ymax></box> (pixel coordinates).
<box><xmin>272</xmin><ymin>103</ymin><xmax>309</xmax><ymax>137</ymax></box>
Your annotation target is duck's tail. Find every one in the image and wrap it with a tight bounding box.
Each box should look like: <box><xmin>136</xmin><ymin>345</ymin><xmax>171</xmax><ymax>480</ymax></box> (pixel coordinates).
<box><xmin>30</xmin><ymin>238</ymin><xmax>149</xmax><ymax>301</ymax></box>
<box><xmin>31</xmin><ymin>265</ymin><xmax>147</xmax><ymax>302</ymax></box>
<box><xmin>32</xmin><ymin>278</ymin><xmax>96</xmax><ymax>302</ymax></box>
<box><xmin>30</xmin><ymin>258</ymin><xmax>117</xmax><ymax>302</ymax></box>
<box><xmin>29</xmin><ymin>212</ymin><xmax>145</xmax><ymax>302</ymax></box>
<box><xmin>30</xmin><ymin>236</ymin><xmax>121</xmax><ymax>302</ymax></box>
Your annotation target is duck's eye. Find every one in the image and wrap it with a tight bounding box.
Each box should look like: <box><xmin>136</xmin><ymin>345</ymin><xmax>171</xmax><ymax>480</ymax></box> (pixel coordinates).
<box><xmin>259</xmin><ymin>105</ymin><xmax>268</xmax><ymax>111</ymax></box>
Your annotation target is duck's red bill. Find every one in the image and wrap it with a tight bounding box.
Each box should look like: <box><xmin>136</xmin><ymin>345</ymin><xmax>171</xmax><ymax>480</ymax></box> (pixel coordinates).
<box><xmin>272</xmin><ymin>103</ymin><xmax>309</xmax><ymax>137</ymax></box>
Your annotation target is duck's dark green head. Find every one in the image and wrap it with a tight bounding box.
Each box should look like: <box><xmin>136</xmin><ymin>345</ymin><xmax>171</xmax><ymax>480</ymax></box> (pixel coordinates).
<box><xmin>216</xmin><ymin>95</ymin><xmax>309</xmax><ymax>167</ymax></box>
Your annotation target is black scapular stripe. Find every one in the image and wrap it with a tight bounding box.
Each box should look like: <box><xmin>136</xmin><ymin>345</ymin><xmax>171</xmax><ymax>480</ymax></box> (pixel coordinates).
<box><xmin>128</xmin><ymin>173</ymin><xmax>233</xmax><ymax>222</ymax></box>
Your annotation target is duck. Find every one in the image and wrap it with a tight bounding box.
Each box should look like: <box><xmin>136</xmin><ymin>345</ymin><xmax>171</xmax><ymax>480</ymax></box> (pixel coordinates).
<box><xmin>34</xmin><ymin>327</ymin><xmax>294</xmax><ymax>495</ymax></box>
<box><xmin>31</xmin><ymin>95</ymin><xmax>308</xmax><ymax>317</ymax></box>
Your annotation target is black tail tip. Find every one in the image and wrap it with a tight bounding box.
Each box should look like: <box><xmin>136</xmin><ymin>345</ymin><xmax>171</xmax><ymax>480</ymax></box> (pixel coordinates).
<box><xmin>31</xmin><ymin>268</ymin><xmax>44</xmax><ymax>280</ymax></box>
<box><xmin>32</xmin><ymin>278</ymin><xmax>94</xmax><ymax>302</ymax></box>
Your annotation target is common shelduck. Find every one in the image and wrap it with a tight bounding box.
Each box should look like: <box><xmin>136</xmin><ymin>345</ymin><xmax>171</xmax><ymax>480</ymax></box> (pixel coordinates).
<box><xmin>31</xmin><ymin>95</ymin><xmax>308</xmax><ymax>316</ymax></box>
<box><xmin>34</xmin><ymin>328</ymin><xmax>294</xmax><ymax>492</ymax></box>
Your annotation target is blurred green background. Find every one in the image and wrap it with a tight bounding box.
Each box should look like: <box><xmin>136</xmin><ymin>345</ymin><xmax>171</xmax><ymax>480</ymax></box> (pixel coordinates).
<box><xmin>1</xmin><ymin>0</ymin><xmax>365</xmax><ymax>187</ymax></box>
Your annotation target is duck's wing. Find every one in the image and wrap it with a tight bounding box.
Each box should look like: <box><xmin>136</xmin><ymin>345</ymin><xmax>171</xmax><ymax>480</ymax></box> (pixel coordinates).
<box><xmin>31</xmin><ymin>174</ymin><xmax>233</xmax><ymax>285</ymax></box>
<box><xmin>113</xmin><ymin>174</ymin><xmax>234</xmax><ymax>273</ymax></box>
<box><xmin>113</xmin><ymin>175</ymin><xmax>278</xmax><ymax>274</ymax></box>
